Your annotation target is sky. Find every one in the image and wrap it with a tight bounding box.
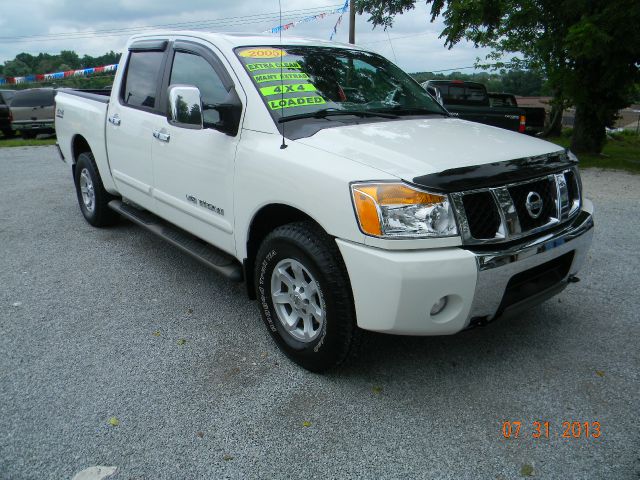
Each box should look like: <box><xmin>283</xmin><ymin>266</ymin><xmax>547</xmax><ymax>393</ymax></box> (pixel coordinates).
<box><xmin>0</xmin><ymin>0</ymin><xmax>494</xmax><ymax>74</ymax></box>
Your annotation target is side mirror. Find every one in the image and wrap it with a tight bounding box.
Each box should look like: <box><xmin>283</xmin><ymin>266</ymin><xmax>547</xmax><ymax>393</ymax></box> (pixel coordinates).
<box><xmin>206</xmin><ymin>87</ymin><xmax>242</xmax><ymax>136</ymax></box>
<box><xmin>167</xmin><ymin>85</ymin><xmax>203</xmax><ymax>130</ymax></box>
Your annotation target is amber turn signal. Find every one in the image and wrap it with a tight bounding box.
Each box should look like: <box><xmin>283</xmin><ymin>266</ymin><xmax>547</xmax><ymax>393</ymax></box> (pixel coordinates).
<box><xmin>351</xmin><ymin>183</ymin><xmax>452</xmax><ymax>237</ymax></box>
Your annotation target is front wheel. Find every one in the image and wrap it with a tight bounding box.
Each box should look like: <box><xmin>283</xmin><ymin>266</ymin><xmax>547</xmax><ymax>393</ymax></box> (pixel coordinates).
<box><xmin>254</xmin><ymin>221</ymin><xmax>360</xmax><ymax>372</ymax></box>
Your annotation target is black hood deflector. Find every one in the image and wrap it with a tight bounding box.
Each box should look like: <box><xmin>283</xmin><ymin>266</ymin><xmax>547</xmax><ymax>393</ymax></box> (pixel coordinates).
<box><xmin>410</xmin><ymin>152</ymin><xmax>576</xmax><ymax>193</ymax></box>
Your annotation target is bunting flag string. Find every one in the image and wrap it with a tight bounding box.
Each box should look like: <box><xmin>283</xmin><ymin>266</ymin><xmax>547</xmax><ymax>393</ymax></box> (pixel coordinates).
<box><xmin>0</xmin><ymin>63</ymin><xmax>118</xmax><ymax>86</ymax></box>
<box><xmin>263</xmin><ymin>1</ymin><xmax>349</xmax><ymax>35</ymax></box>
<box><xmin>329</xmin><ymin>0</ymin><xmax>349</xmax><ymax>40</ymax></box>
<box><xmin>1</xmin><ymin>2</ymin><xmax>352</xmax><ymax>85</ymax></box>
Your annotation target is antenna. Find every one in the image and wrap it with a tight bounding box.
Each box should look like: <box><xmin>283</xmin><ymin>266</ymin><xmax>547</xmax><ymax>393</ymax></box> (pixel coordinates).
<box><xmin>386</xmin><ymin>30</ymin><xmax>398</xmax><ymax>63</ymax></box>
<box><xmin>278</xmin><ymin>0</ymin><xmax>288</xmax><ymax>149</ymax></box>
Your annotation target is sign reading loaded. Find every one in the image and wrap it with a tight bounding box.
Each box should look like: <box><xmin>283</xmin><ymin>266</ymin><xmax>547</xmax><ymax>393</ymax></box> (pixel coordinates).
<box><xmin>235</xmin><ymin>46</ymin><xmax>328</xmax><ymax>113</ymax></box>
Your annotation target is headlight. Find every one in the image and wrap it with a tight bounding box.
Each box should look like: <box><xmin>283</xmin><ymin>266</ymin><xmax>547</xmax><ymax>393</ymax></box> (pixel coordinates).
<box><xmin>351</xmin><ymin>182</ymin><xmax>458</xmax><ymax>238</ymax></box>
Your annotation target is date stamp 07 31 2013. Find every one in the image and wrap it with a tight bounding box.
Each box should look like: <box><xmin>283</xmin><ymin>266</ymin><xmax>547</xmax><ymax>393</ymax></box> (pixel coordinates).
<box><xmin>501</xmin><ymin>421</ymin><xmax>602</xmax><ymax>440</ymax></box>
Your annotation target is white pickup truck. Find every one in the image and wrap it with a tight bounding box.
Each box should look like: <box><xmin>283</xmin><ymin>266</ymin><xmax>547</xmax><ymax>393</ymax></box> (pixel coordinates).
<box><xmin>55</xmin><ymin>32</ymin><xmax>594</xmax><ymax>371</ymax></box>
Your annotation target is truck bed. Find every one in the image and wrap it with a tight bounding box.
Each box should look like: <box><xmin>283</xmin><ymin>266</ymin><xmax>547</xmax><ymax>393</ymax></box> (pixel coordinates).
<box><xmin>448</xmin><ymin>104</ymin><xmax>524</xmax><ymax>132</ymax></box>
<box><xmin>55</xmin><ymin>89</ymin><xmax>117</xmax><ymax>193</ymax></box>
<box><xmin>58</xmin><ymin>88</ymin><xmax>111</xmax><ymax>103</ymax></box>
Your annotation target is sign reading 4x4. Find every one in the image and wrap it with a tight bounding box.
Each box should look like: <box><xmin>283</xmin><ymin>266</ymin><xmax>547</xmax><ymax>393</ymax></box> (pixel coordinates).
<box><xmin>268</xmin><ymin>96</ymin><xmax>326</xmax><ymax>110</ymax></box>
<box><xmin>260</xmin><ymin>83</ymin><xmax>317</xmax><ymax>96</ymax></box>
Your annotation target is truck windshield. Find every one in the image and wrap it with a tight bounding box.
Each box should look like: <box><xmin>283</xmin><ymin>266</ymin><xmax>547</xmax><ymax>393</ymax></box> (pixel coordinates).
<box><xmin>234</xmin><ymin>46</ymin><xmax>447</xmax><ymax>123</ymax></box>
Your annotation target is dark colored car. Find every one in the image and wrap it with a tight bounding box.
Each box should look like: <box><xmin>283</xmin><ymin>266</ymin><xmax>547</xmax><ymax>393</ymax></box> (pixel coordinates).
<box><xmin>9</xmin><ymin>88</ymin><xmax>57</xmax><ymax>138</ymax></box>
<box><xmin>488</xmin><ymin>92</ymin><xmax>546</xmax><ymax>136</ymax></box>
<box><xmin>422</xmin><ymin>80</ymin><xmax>526</xmax><ymax>133</ymax></box>
<box><xmin>0</xmin><ymin>90</ymin><xmax>15</xmax><ymax>138</ymax></box>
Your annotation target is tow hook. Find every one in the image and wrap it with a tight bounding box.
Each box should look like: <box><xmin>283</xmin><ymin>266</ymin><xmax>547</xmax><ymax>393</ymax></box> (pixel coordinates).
<box><xmin>567</xmin><ymin>275</ymin><xmax>580</xmax><ymax>283</ymax></box>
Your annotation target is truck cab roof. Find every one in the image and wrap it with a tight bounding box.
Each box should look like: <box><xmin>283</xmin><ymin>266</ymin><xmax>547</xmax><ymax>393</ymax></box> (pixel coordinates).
<box><xmin>127</xmin><ymin>31</ymin><xmax>365</xmax><ymax>52</ymax></box>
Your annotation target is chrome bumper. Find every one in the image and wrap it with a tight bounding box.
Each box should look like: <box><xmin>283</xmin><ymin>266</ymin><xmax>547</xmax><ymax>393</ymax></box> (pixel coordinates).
<box><xmin>467</xmin><ymin>207</ymin><xmax>594</xmax><ymax>322</ymax></box>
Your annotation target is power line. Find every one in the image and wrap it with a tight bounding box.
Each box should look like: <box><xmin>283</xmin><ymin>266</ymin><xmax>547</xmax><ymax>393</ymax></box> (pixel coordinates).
<box><xmin>430</xmin><ymin>66</ymin><xmax>479</xmax><ymax>73</ymax></box>
<box><xmin>0</xmin><ymin>4</ymin><xmax>343</xmax><ymax>43</ymax></box>
<box><xmin>1</xmin><ymin>5</ymin><xmax>341</xmax><ymax>39</ymax></box>
<box><xmin>360</xmin><ymin>32</ymin><xmax>432</xmax><ymax>45</ymax></box>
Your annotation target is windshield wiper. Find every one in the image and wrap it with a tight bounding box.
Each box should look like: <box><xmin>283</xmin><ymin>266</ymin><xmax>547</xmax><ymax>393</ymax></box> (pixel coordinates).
<box><xmin>373</xmin><ymin>106</ymin><xmax>449</xmax><ymax>117</ymax></box>
<box><xmin>278</xmin><ymin>108</ymin><xmax>398</xmax><ymax>123</ymax></box>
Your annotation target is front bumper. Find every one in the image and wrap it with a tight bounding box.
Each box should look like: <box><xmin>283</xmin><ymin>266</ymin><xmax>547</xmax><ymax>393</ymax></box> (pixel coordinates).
<box><xmin>337</xmin><ymin>200</ymin><xmax>594</xmax><ymax>335</ymax></box>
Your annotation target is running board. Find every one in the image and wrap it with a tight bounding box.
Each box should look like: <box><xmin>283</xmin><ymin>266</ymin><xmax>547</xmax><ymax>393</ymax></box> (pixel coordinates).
<box><xmin>108</xmin><ymin>200</ymin><xmax>243</xmax><ymax>281</ymax></box>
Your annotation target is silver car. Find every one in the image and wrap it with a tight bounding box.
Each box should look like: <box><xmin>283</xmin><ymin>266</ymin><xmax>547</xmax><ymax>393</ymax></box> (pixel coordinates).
<box><xmin>9</xmin><ymin>88</ymin><xmax>56</xmax><ymax>138</ymax></box>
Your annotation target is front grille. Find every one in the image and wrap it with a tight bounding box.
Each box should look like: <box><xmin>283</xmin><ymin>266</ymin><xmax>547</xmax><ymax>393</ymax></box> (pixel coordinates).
<box><xmin>461</xmin><ymin>192</ymin><xmax>501</xmax><ymax>239</ymax></box>
<box><xmin>451</xmin><ymin>167</ymin><xmax>582</xmax><ymax>245</ymax></box>
<box><xmin>508</xmin><ymin>177</ymin><xmax>557</xmax><ymax>230</ymax></box>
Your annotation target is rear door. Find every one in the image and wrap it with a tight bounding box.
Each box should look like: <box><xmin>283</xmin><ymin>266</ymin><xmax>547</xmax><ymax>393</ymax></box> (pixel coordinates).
<box><xmin>106</xmin><ymin>40</ymin><xmax>169</xmax><ymax>210</ymax></box>
<box><xmin>150</xmin><ymin>40</ymin><xmax>242</xmax><ymax>255</ymax></box>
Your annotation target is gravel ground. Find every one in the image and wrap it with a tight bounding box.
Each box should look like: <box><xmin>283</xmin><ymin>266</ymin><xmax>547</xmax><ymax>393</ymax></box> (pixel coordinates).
<box><xmin>1</xmin><ymin>146</ymin><xmax>638</xmax><ymax>480</ymax></box>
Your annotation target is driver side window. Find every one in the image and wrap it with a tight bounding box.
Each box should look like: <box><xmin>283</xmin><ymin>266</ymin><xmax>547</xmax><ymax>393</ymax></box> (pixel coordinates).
<box><xmin>169</xmin><ymin>51</ymin><xmax>228</xmax><ymax>125</ymax></box>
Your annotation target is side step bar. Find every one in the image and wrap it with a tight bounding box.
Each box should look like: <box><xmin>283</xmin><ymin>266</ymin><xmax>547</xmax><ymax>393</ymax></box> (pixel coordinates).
<box><xmin>108</xmin><ymin>200</ymin><xmax>243</xmax><ymax>281</ymax></box>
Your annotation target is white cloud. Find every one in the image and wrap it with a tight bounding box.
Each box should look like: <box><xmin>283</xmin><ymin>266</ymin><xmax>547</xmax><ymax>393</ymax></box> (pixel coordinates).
<box><xmin>0</xmin><ymin>0</ymin><xmax>493</xmax><ymax>74</ymax></box>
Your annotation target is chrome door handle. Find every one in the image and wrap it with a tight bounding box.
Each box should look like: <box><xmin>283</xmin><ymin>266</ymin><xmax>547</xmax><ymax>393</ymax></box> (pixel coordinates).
<box><xmin>153</xmin><ymin>130</ymin><xmax>170</xmax><ymax>142</ymax></box>
<box><xmin>108</xmin><ymin>115</ymin><xmax>121</xmax><ymax>126</ymax></box>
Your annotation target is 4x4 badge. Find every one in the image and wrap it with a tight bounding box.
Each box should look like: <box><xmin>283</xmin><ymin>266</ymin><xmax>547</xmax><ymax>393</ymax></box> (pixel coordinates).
<box><xmin>525</xmin><ymin>191</ymin><xmax>543</xmax><ymax>219</ymax></box>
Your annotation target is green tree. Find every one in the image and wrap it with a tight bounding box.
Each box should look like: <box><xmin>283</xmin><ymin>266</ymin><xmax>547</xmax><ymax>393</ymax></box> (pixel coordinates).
<box><xmin>357</xmin><ymin>0</ymin><xmax>640</xmax><ymax>154</ymax></box>
<box><xmin>2</xmin><ymin>59</ymin><xmax>31</xmax><ymax>77</ymax></box>
<box><xmin>58</xmin><ymin>50</ymin><xmax>81</xmax><ymax>69</ymax></box>
<box><xmin>500</xmin><ymin>70</ymin><xmax>543</xmax><ymax>97</ymax></box>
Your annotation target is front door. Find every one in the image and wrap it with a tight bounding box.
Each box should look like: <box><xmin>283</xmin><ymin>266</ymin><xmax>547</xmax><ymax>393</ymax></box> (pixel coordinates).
<box><xmin>151</xmin><ymin>42</ymin><xmax>242</xmax><ymax>255</ymax></box>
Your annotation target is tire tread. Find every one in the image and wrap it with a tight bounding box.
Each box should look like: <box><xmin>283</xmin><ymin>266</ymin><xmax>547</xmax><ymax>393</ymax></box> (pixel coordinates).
<box><xmin>256</xmin><ymin>221</ymin><xmax>361</xmax><ymax>371</ymax></box>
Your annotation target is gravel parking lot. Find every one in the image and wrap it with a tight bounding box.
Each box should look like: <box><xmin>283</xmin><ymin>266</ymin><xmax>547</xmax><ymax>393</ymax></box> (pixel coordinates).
<box><xmin>1</xmin><ymin>146</ymin><xmax>638</xmax><ymax>480</ymax></box>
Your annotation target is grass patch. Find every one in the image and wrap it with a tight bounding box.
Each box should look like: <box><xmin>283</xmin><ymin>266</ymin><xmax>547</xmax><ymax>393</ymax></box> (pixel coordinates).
<box><xmin>0</xmin><ymin>137</ymin><xmax>57</xmax><ymax>148</ymax></box>
<box><xmin>548</xmin><ymin>131</ymin><xmax>640</xmax><ymax>173</ymax></box>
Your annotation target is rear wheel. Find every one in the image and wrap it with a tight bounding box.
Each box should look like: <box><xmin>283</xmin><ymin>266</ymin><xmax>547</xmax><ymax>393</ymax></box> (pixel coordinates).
<box><xmin>74</xmin><ymin>151</ymin><xmax>118</xmax><ymax>227</ymax></box>
<box><xmin>21</xmin><ymin>131</ymin><xmax>37</xmax><ymax>139</ymax></box>
<box><xmin>2</xmin><ymin>129</ymin><xmax>14</xmax><ymax>138</ymax></box>
<box><xmin>254</xmin><ymin>221</ymin><xmax>360</xmax><ymax>372</ymax></box>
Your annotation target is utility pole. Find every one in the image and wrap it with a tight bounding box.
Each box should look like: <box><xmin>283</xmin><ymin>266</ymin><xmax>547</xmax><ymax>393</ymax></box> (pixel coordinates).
<box><xmin>348</xmin><ymin>0</ymin><xmax>356</xmax><ymax>44</ymax></box>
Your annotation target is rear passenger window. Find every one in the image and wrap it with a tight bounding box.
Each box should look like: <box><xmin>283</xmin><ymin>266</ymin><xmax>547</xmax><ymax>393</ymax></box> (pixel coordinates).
<box><xmin>10</xmin><ymin>90</ymin><xmax>56</xmax><ymax>108</ymax></box>
<box><xmin>122</xmin><ymin>51</ymin><xmax>165</xmax><ymax>109</ymax></box>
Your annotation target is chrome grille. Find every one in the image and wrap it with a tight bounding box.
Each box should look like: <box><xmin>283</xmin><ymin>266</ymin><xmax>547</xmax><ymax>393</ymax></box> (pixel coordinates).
<box><xmin>451</xmin><ymin>168</ymin><xmax>581</xmax><ymax>245</ymax></box>
<box><xmin>508</xmin><ymin>177</ymin><xmax>557</xmax><ymax>230</ymax></box>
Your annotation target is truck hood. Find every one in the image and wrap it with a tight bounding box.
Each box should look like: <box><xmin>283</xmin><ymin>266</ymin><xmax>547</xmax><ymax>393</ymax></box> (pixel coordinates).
<box><xmin>295</xmin><ymin>117</ymin><xmax>563</xmax><ymax>180</ymax></box>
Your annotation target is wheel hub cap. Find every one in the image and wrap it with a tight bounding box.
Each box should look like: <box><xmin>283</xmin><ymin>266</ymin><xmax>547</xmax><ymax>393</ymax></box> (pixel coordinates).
<box><xmin>270</xmin><ymin>258</ymin><xmax>325</xmax><ymax>343</ymax></box>
<box><xmin>79</xmin><ymin>168</ymin><xmax>95</xmax><ymax>213</ymax></box>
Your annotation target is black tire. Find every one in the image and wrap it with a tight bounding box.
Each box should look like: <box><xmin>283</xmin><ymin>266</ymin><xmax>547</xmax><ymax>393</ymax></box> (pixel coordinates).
<box><xmin>254</xmin><ymin>221</ymin><xmax>360</xmax><ymax>372</ymax></box>
<box><xmin>21</xmin><ymin>131</ymin><xmax>37</xmax><ymax>139</ymax></box>
<box><xmin>2</xmin><ymin>129</ymin><xmax>14</xmax><ymax>138</ymax></box>
<box><xmin>74</xmin><ymin>151</ymin><xmax>118</xmax><ymax>227</ymax></box>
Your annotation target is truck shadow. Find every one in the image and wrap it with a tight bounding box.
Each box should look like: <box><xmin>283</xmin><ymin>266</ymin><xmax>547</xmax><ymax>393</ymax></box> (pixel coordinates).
<box><xmin>334</xmin><ymin>298</ymin><xmax>578</xmax><ymax>381</ymax></box>
<box><xmin>110</xmin><ymin>216</ymin><xmax>583</xmax><ymax>387</ymax></box>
